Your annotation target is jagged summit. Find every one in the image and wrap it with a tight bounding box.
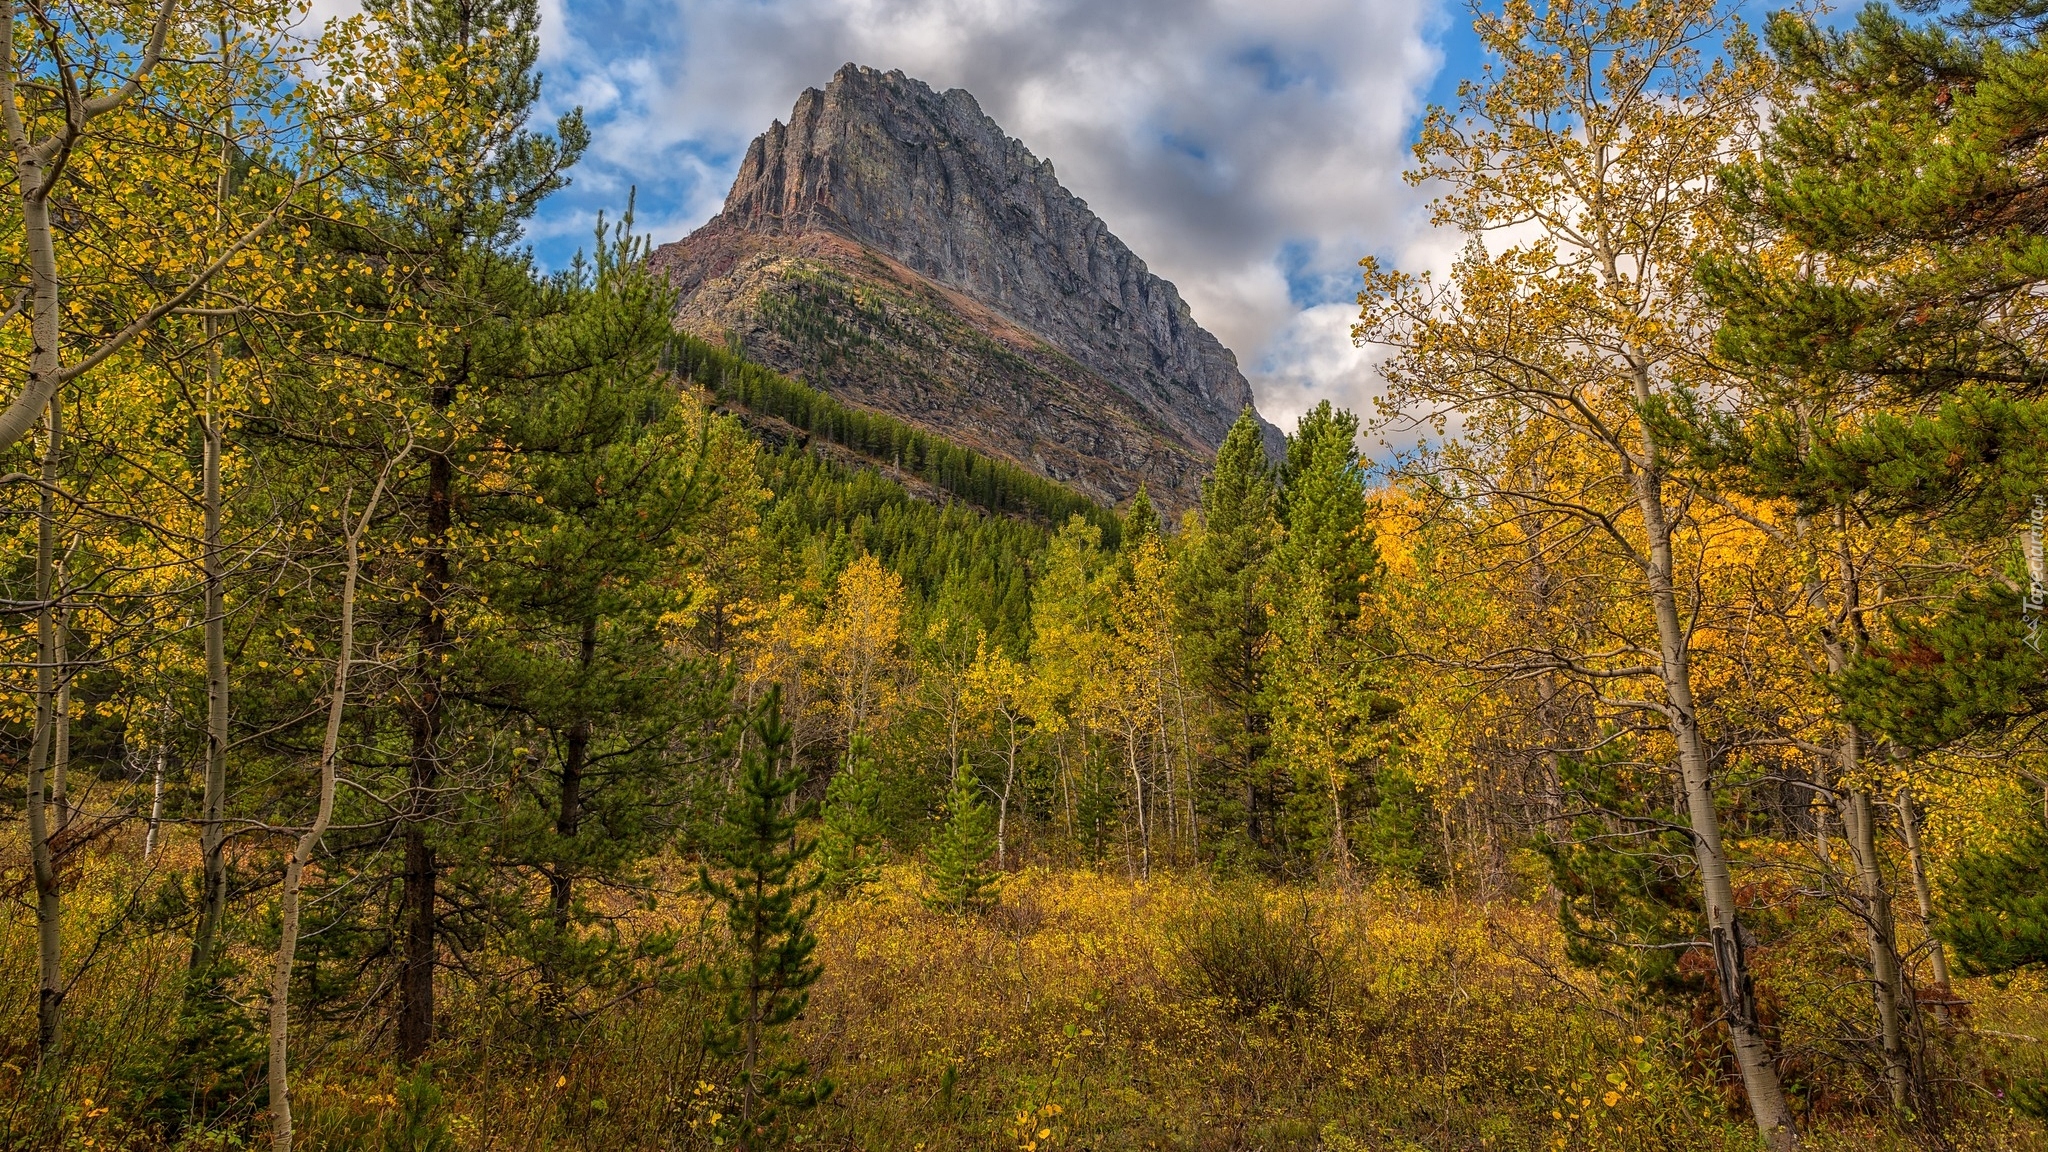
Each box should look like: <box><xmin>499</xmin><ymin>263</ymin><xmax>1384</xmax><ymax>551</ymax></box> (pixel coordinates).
<box><xmin>652</xmin><ymin>63</ymin><xmax>1278</xmax><ymax>511</ymax></box>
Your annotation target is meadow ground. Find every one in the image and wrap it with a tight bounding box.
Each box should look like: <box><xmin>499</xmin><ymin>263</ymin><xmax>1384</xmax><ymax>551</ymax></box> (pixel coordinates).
<box><xmin>5</xmin><ymin>851</ymin><xmax>2046</xmax><ymax>1150</ymax></box>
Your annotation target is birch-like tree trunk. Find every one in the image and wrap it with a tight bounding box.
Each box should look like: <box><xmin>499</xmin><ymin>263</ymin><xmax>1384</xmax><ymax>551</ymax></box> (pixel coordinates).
<box><xmin>1841</xmin><ymin>785</ymin><xmax>1909</xmax><ymax>1107</ymax></box>
<box><xmin>1896</xmin><ymin>787</ymin><xmax>1953</xmax><ymax>1003</ymax></box>
<box><xmin>1628</xmin><ymin>383</ymin><xmax>1800</xmax><ymax>1150</ymax></box>
<box><xmin>51</xmin><ymin>588</ymin><xmax>68</xmax><ymax>835</ymax></box>
<box><xmin>269</xmin><ymin>450</ymin><xmax>400</xmax><ymax>1152</ymax></box>
<box><xmin>26</xmin><ymin>394</ymin><xmax>62</xmax><ymax>1057</ymax></box>
<box><xmin>192</xmin><ymin>320</ymin><xmax>231</xmax><ymax>976</ymax></box>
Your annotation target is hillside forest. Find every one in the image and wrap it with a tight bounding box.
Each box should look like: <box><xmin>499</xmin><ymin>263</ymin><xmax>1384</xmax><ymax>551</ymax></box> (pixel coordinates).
<box><xmin>6</xmin><ymin>0</ymin><xmax>2048</xmax><ymax>1148</ymax></box>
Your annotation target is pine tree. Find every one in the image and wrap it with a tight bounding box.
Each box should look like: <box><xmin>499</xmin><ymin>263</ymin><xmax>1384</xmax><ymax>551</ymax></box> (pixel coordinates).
<box><xmin>1696</xmin><ymin>4</ymin><xmax>2048</xmax><ymax>1103</ymax></box>
<box><xmin>1939</xmin><ymin>823</ymin><xmax>2048</xmax><ymax>977</ymax></box>
<box><xmin>699</xmin><ymin>688</ymin><xmax>831</xmax><ymax>1150</ymax></box>
<box><xmin>1937</xmin><ymin>818</ymin><xmax>2048</xmax><ymax>1118</ymax></box>
<box><xmin>925</xmin><ymin>765</ymin><xmax>999</xmax><ymax>913</ymax></box>
<box><xmin>818</xmin><ymin>735</ymin><xmax>887</xmax><ymax>894</ymax></box>
<box><xmin>1705</xmin><ymin>0</ymin><xmax>2048</xmax><ymax>747</ymax></box>
<box><xmin>338</xmin><ymin>0</ymin><xmax>591</xmax><ymax>1061</ymax></box>
<box><xmin>1537</xmin><ymin>732</ymin><xmax>1706</xmax><ymax>1001</ymax></box>
<box><xmin>460</xmin><ymin>210</ymin><xmax>727</xmax><ymax>1003</ymax></box>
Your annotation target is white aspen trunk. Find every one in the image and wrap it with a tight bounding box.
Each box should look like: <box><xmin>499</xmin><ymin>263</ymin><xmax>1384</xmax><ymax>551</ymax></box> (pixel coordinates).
<box><xmin>1326</xmin><ymin>752</ymin><xmax>1351</xmax><ymax>888</ymax></box>
<box><xmin>1058</xmin><ymin>734</ymin><xmax>1074</xmax><ymax>843</ymax></box>
<box><xmin>0</xmin><ymin>16</ymin><xmax>61</xmax><ymax>459</ymax></box>
<box><xmin>52</xmin><ymin>591</ymin><xmax>68</xmax><ymax>835</ymax></box>
<box><xmin>271</xmin><ymin>460</ymin><xmax>395</xmax><ymax>1152</ymax></box>
<box><xmin>1842</xmin><ymin>786</ymin><xmax>1909</xmax><ymax>1108</ymax></box>
<box><xmin>1126</xmin><ymin>727</ymin><xmax>1149</xmax><ymax>879</ymax></box>
<box><xmin>997</xmin><ymin>717</ymin><xmax>1016</xmax><ymax>872</ymax></box>
<box><xmin>1628</xmin><ymin>440</ymin><xmax>1801</xmax><ymax>1150</ymax></box>
<box><xmin>1896</xmin><ymin>787</ymin><xmax>1953</xmax><ymax>1004</ymax></box>
<box><xmin>27</xmin><ymin>394</ymin><xmax>62</xmax><ymax>1058</ymax></box>
<box><xmin>1170</xmin><ymin>662</ymin><xmax>1199</xmax><ymax>861</ymax></box>
<box><xmin>193</xmin><ymin>319</ymin><xmax>231</xmax><ymax>975</ymax></box>
<box><xmin>1315</xmin><ymin>623</ymin><xmax>1352</xmax><ymax>888</ymax></box>
<box><xmin>145</xmin><ymin>740</ymin><xmax>167</xmax><ymax>861</ymax></box>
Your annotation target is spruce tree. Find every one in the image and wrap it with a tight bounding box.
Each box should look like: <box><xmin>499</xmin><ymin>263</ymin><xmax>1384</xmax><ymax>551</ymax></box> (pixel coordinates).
<box><xmin>1176</xmin><ymin>410</ymin><xmax>1282</xmax><ymax>858</ymax></box>
<box><xmin>700</xmin><ymin>688</ymin><xmax>830</xmax><ymax>1149</ymax></box>
<box><xmin>818</xmin><ymin>735</ymin><xmax>887</xmax><ymax>894</ymax></box>
<box><xmin>1278</xmin><ymin>401</ymin><xmax>1377</xmax><ymax>622</ymax></box>
<box><xmin>1267</xmin><ymin>403</ymin><xmax>1399</xmax><ymax>876</ymax></box>
<box><xmin>925</xmin><ymin>765</ymin><xmax>998</xmax><ymax>913</ymax></box>
<box><xmin>1124</xmin><ymin>485</ymin><xmax>1160</xmax><ymax>545</ymax></box>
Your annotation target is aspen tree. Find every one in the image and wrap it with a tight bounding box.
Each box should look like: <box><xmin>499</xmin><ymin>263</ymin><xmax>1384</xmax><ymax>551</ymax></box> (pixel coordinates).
<box><xmin>965</xmin><ymin>637</ymin><xmax>1030</xmax><ymax>869</ymax></box>
<box><xmin>268</xmin><ymin>435</ymin><xmax>408</xmax><ymax>1152</ymax></box>
<box><xmin>0</xmin><ymin>0</ymin><xmax>404</xmax><ymax>1060</ymax></box>
<box><xmin>821</xmin><ymin>553</ymin><xmax>905</xmax><ymax>741</ymax></box>
<box><xmin>1357</xmin><ymin>0</ymin><xmax>1801</xmax><ymax>1142</ymax></box>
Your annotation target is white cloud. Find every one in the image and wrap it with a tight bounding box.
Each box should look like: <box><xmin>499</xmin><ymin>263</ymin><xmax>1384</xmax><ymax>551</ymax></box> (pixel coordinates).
<box><xmin>527</xmin><ymin>0</ymin><xmax>1453</xmax><ymax>432</ymax></box>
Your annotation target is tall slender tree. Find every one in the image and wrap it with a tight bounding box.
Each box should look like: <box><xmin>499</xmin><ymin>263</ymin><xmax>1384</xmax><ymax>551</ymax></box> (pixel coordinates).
<box><xmin>1357</xmin><ymin>0</ymin><xmax>1802</xmax><ymax>1142</ymax></box>
<box><xmin>700</xmin><ymin>687</ymin><xmax>830</xmax><ymax>1150</ymax></box>
<box><xmin>342</xmin><ymin>0</ymin><xmax>588</xmax><ymax>1059</ymax></box>
<box><xmin>1176</xmin><ymin>410</ymin><xmax>1282</xmax><ymax>856</ymax></box>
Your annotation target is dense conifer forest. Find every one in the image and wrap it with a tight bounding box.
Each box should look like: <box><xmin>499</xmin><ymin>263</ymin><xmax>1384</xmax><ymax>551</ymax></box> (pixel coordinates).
<box><xmin>5</xmin><ymin>0</ymin><xmax>2048</xmax><ymax>1148</ymax></box>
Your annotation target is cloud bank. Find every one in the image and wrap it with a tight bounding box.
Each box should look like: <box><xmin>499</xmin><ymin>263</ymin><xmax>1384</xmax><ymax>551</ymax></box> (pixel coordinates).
<box><xmin>518</xmin><ymin>0</ymin><xmax>1452</xmax><ymax>440</ymax></box>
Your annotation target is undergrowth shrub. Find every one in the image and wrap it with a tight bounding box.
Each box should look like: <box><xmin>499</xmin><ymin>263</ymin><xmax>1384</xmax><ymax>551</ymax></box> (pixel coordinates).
<box><xmin>1172</xmin><ymin>886</ymin><xmax>1339</xmax><ymax>1019</ymax></box>
<box><xmin>297</xmin><ymin>1068</ymin><xmax>454</xmax><ymax>1152</ymax></box>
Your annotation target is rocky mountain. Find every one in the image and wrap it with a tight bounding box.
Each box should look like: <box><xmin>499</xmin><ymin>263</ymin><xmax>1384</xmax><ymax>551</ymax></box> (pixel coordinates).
<box><xmin>650</xmin><ymin>63</ymin><xmax>1280</xmax><ymax>514</ymax></box>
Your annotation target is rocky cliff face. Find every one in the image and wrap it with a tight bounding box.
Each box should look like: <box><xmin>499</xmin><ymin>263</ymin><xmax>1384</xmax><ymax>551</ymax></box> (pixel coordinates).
<box><xmin>651</xmin><ymin>64</ymin><xmax>1278</xmax><ymax>513</ymax></box>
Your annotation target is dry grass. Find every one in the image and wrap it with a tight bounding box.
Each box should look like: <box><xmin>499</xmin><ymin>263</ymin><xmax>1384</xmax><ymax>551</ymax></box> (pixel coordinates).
<box><xmin>3</xmin><ymin>845</ymin><xmax>2045</xmax><ymax>1150</ymax></box>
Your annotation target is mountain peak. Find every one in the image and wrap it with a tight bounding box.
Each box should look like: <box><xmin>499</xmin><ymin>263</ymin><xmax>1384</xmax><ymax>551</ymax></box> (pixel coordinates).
<box><xmin>652</xmin><ymin>65</ymin><xmax>1279</xmax><ymax>511</ymax></box>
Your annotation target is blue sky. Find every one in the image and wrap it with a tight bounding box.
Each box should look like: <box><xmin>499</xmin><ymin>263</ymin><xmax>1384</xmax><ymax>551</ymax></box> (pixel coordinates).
<box><xmin>474</xmin><ymin>0</ymin><xmax>1502</xmax><ymax>432</ymax></box>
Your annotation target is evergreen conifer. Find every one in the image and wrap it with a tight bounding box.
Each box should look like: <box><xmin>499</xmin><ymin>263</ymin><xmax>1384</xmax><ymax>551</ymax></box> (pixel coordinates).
<box><xmin>336</xmin><ymin>0</ymin><xmax>591</xmax><ymax>1060</ymax></box>
<box><xmin>699</xmin><ymin>688</ymin><xmax>830</xmax><ymax>1149</ymax></box>
<box><xmin>1177</xmin><ymin>410</ymin><xmax>1283</xmax><ymax>859</ymax></box>
<box><xmin>819</xmin><ymin>735</ymin><xmax>888</xmax><ymax>894</ymax></box>
<box><xmin>1938</xmin><ymin>817</ymin><xmax>2048</xmax><ymax>1117</ymax></box>
<box><xmin>1939</xmin><ymin>823</ymin><xmax>2048</xmax><ymax>977</ymax></box>
<box><xmin>1277</xmin><ymin>401</ymin><xmax>1377</xmax><ymax>622</ymax></box>
<box><xmin>1124</xmin><ymin>485</ymin><xmax>1160</xmax><ymax>544</ymax></box>
<box><xmin>1695</xmin><ymin>0</ymin><xmax>2048</xmax><ymax>1056</ymax></box>
<box><xmin>925</xmin><ymin>765</ymin><xmax>999</xmax><ymax>913</ymax></box>
<box><xmin>1702</xmin><ymin>0</ymin><xmax>2048</xmax><ymax>745</ymax></box>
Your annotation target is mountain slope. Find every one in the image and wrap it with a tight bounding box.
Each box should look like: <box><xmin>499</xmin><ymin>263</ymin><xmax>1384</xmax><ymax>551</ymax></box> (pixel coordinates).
<box><xmin>650</xmin><ymin>63</ymin><xmax>1279</xmax><ymax>513</ymax></box>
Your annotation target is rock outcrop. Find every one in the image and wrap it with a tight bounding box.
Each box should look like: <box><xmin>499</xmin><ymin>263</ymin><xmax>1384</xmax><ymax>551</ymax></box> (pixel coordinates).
<box><xmin>651</xmin><ymin>63</ymin><xmax>1278</xmax><ymax>512</ymax></box>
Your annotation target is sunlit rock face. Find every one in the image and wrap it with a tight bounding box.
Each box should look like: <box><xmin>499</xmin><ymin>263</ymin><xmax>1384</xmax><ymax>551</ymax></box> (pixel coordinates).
<box><xmin>651</xmin><ymin>63</ymin><xmax>1281</xmax><ymax>513</ymax></box>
